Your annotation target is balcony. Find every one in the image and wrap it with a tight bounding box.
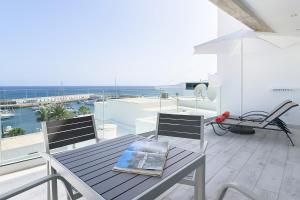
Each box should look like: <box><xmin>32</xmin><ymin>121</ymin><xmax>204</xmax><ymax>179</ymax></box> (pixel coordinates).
<box><xmin>0</xmin><ymin>87</ymin><xmax>217</xmax><ymax>167</ymax></box>
<box><xmin>1</xmin><ymin>127</ymin><xmax>299</xmax><ymax>199</ymax></box>
<box><xmin>1</xmin><ymin>88</ymin><xmax>299</xmax><ymax>200</ymax></box>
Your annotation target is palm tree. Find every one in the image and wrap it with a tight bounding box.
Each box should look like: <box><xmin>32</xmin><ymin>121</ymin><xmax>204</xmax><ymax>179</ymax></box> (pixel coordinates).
<box><xmin>36</xmin><ymin>107</ymin><xmax>49</xmax><ymax>122</ymax></box>
<box><xmin>49</xmin><ymin>104</ymin><xmax>74</xmax><ymax>120</ymax></box>
<box><xmin>78</xmin><ymin>106</ymin><xmax>91</xmax><ymax>115</ymax></box>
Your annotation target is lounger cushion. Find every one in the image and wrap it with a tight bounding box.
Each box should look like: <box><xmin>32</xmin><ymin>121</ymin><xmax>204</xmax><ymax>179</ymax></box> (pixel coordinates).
<box><xmin>215</xmin><ymin>116</ymin><xmax>225</xmax><ymax>123</ymax></box>
<box><xmin>222</xmin><ymin>111</ymin><xmax>230</xmax><ymax>118</ymax></box>
<box><xmin>215</xmin><ymin>111</ymin><xmax>231</xmax><ymax>123</ymax></box>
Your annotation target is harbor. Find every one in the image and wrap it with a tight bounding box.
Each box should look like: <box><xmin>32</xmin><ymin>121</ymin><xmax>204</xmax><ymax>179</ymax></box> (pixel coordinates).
<box><xmin>0</xmin><ymin>94</ymin><xmax>92</xmax><ymax>108</ymax></box>
<box><xmin>0</xmin><ymin>99</ymin><xmax>95</xmax><ymax>135</ymax></box>
<box><xmin>0</xmin><ymin>86</ymin><xmax>162</xmax><ymax>136</ymax></box>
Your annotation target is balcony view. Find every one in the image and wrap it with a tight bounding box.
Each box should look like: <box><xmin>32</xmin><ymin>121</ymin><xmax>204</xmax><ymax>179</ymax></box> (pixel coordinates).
<box><xmin>1</xmin><ymin>0</ymin><xmax>300</xmax><ymax>200</ymax></box>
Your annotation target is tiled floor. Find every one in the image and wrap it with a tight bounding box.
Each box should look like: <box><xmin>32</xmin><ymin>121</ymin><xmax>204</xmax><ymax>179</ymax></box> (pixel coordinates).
<box><xmin>1</xmin><ymin>126</ymin><xmax>300</xmax><ymax>200</ymax></box>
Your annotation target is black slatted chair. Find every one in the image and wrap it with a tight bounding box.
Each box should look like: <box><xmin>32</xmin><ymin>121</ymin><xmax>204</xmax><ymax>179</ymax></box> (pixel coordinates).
<box><xmin>151</xmin><ymin>113</ymin><xmax>207</xmax><ymax>190</ymax></box>
<box><xmin>42</xmin><ymin>115</ymin><xmax>99</xmax><ymax>200</ymax></box>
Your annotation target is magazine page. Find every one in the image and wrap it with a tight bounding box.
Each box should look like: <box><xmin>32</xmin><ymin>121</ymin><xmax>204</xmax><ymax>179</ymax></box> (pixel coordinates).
<box><xmin>113</xmin><ymin>141</ymin><xmax>169</xmax><ymax>176</ymax></box>
<box><xmin>127</xmin><ymin>141</ymin><xmax>169</xmax><ymax>154</ymax></box>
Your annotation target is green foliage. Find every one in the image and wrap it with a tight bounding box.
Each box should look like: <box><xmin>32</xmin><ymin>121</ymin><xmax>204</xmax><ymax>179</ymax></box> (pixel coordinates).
<box><xmin>36</xmin><ymin>104</ymin><xmax>74</xmax><ymax>122</ymax></box>
<box><xmin>49</xmin><ymin>104</ymin><xmax>74</xmax><ymax>120</ymax></box>
<box><xmin>7</xmin><ymin>128</ymin><xmax>25</xmax><ymax>137</ymax></box>
<box><xmin>78</xmin><ymin>106</ymin><xmax>91</xmax><ymax>115</ymax></box>
<box><xmin>36</xmin><ymin>107</ymin><xmax>49</xmax><ymax>122</ymax></box>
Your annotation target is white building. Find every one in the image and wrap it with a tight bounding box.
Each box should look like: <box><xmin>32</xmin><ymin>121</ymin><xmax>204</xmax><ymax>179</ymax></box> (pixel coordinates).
<box><xmin>195</xmin><ymin>0</ymin><xmax>300</xmax><ymax>126</ymax></box>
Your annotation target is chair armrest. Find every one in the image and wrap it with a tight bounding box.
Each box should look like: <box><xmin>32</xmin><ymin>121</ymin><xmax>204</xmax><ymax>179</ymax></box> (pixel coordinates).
<box><xmin>241</xmin><ymin>111</ymin><xmax>269</xmax><ymax>117</ymax></box>
<box><xmin>241</xmin><ymin>113</ymin><xmax>268</xmax><ymax>119</ymax></box>
<box><xmin>0</xmin><ymin>174</ymin><xmax>75</xmax><ymax>200</ymax></box>
<box><xmin>39</xmin><ymin>152</ymin><xmax>51</xmax><ymax>161</ymax></box>
<box><xmin>147</xmin><ymin>135</ymin><xmax>156</xmax><ymax>140</ymax></box>
<box><xmin>215</xmin><ymin>182</ymin><xmax>261</xmax><ymax>200</ymax></box>
<box><xmin>200</xmin><ymin>140</ymin><xmax>208</xmax><ymax>154</ymax></box>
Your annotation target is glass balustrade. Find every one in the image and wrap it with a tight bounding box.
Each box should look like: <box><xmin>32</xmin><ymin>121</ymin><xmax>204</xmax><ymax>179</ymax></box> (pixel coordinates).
<box><xmin>0</xmin><ymin>87</ymin><xmax>218</xmax><ymax>167</ymax></box>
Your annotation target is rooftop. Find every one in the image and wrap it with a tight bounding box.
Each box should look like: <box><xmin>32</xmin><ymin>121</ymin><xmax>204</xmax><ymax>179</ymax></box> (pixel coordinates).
<box><xmin>1</xmin><ymin>127</ymin><xmax>299</xmax><ymax>200</ymax></box>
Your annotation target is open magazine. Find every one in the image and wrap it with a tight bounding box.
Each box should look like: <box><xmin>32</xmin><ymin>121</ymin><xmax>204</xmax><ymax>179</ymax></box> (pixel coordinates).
<box><xmin>113</xmin><ymin>141</ymin><xmax>169</xmax><ymax>176</ymax></box>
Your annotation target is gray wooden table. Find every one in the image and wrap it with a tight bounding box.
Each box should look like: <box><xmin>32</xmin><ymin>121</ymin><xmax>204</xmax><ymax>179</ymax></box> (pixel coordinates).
<box><xmin>46</xmin><ymin>134</ymin><xmax>206</xmax><ymax>200</ymax></box>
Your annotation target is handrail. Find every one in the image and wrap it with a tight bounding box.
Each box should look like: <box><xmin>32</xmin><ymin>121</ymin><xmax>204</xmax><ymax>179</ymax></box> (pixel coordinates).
<box><xmin>215</xmin><ymin>182</ymin><xmax>261</xmax><ymax>200</ymax></box>
<box><xmin>0</xmin><ymin>174</ymin><xmax>75</xmax><ymax>200</ymax></box>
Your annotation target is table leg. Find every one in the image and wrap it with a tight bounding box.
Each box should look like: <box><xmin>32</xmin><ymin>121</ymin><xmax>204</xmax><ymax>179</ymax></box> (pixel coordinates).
<box><xmin>47</xmin><ymin>162</ymin><xmax>51</xmax><ymax>200</ymax></box>
<box><xmin>194</xmin><ymin>162</ymin><xmax>205</xmax><ymax>200</ymax></box>
<box><xmin>51</xmin><ymin>167</ymin><xmax>58</xmax><ymax>200</ymax></box>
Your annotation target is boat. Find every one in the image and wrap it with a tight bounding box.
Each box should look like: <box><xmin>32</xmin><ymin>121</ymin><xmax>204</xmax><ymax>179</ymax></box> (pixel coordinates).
<box><xmin>65</xmin><ymin>106</ymin><xmax>76</xmax><ymax>112</ymax></box>
<box><xmin>3</xmin><ymin>125</ymin><xmax>12</xmax><ymax>134</ymax></box>
<box><xmin>31</xmin><ymin>106</ymin><xmax>40</xmax><ymax>111</ymax></box>
<box><xmin>0</xmin><ymin>110</ymin><xmax>15</xmax><ymax>119</ymax></box>
<box><xmin>84</xmin><ymin>100</ymin><xmax>95</xmax><ymax>105</ymax></box>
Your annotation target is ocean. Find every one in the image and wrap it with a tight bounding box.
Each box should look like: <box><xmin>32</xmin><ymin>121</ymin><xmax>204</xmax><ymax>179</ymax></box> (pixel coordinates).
<box><xmin>0</xmin><ymin>86</ymin><xmax>160</xmax><ymax>135</ymax></box>
<box><xmin>0</xmin><ymin>86</ymin><xmax>160</xmax><ymax>99</ymax></box>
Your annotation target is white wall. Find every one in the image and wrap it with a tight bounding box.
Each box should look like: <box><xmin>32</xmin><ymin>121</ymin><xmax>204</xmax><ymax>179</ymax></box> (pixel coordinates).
<box><xmin>218</xmin><ymin>10</ymin><xmax>300</xmax><ymax>125</ymax></box>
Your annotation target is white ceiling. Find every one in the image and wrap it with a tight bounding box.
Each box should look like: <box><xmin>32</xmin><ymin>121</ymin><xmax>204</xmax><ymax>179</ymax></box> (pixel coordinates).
<box><xmin>241</xmin><ymin>0</ymin><xmax>300</xmax><ymax>35</ymax></box>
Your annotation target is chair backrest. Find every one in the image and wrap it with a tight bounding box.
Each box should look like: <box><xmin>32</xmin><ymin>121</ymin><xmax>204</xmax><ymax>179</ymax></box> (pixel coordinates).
<box><xmin>252</xmin><ymin>100</ymin><xmax>291</xmax><ymax>122</ymax></box>
<box><xmin>42</xmin><ymin>115</ymin><xmax>98</xmax><ymax>152</ymax></box>
<box><xmin>263</xmin><ymin>100</ymin><xmax>291</xmax><ymax>119</ymax></box>
<box><xmin>260</xmin><ymin>101</ymin><xmax>298</xmax><ymax>127</ymax></box>
<box><xmin>156</xmin><ymin>113</ymin><xmax>204</xmax><ymax>141</ymax></box>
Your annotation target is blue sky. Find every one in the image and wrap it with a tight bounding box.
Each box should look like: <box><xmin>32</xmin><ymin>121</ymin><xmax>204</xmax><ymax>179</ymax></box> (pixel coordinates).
<box><xmin>0</xmin><ymin>0</ymin><xmax>217</xmax><ymax>86</ymax></box>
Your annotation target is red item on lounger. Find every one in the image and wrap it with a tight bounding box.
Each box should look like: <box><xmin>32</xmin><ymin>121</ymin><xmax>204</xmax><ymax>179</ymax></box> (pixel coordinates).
<box><xmin>215</xmin><ymin>115</ymin><xmax>225</xmax><ymax>123</ymax></box>
<box><xmin>222</xmin><ymin>111</ymin><xmax>230</xmax><ymax>118</ymax></box>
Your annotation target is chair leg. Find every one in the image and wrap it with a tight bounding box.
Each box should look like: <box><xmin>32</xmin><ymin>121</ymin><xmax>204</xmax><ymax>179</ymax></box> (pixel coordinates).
<box><xmin>194</xmin><ymin>162</ymin><xmax>205</xmax><ymax>200</ymax></box>
<box><xmin>64</xmin><ymin>181</ymin><xmax>75</xmax><ymax>200</ymax></box>
<box><xmin>284</xmin><ymin>130</ymin><xmax>294</xmax><ymax>146</ymax></box>
<box><xmin>210</xmin><ymin>123</ymin><xmax>228</xmax><ymax>136</ymax></box>
<box><xmin>46</xmin><ymin>162</ymin><xmax>51</xmax><ymax>200</ymax></box>
<box><xmin>215</xmin><ymin>183</ymin><xmax>260</xmax><ymax>200</ymax></box>
<box><xmin>276</xmin><ymin>122</ymin><xmax>295</xmax><ymax>146</ymax></box>
<box><xmin>50</xmin><ymin>167</ymin><xmax>58</xmax><ymax>200</ymax></box>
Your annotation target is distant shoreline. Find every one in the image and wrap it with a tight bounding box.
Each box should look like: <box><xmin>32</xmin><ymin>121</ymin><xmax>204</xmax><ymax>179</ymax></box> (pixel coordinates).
<box><xmin>0</xmin><ymin>86</ymin><xmax>160</xmax><ymax>100</ymax></box>
<box><xmin>0</xmin><ymin>85</ymin><xmax>157</xmax><ymax>87</ymax></box>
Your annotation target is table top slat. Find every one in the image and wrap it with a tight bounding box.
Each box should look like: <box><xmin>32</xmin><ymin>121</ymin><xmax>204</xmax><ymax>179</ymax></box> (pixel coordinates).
<box><xmin>54</xmin><ymin>134</ymin><xmax>137</xmax><ymax>160</ymax></box>
<box><xmin>51</xmin><ymin>134</ymin><xmax>203</xmax><ymax>200</ymax></box>
<box><xmin>83</xmin><ymin>147</ymin><xmax>181</xmax><ymax>187</ymax></box>
<box><xmin>56</xmin><ymin>135</ymin><xmax>139</xmax><ymax>163</ymax></box>
<box><xmin>61</xmin><ymin>137</ymin><xmax>144</xmax><ymax>169</ymax></box>
<box><xmin>110</xmin><ymin>152</ymin><xmax>201</xmax><ymax>200</ymax></box>
<box><xmin>80</xmin><ymin>147</ymin><xmax>178</xmax><ymax>184</ymax></box>
<box><xmin>74</xmin><ymin>155</ymin><xmax>119</xmax><ymax>176</ymax></box>
<box><xmin>91</xmin><ymin>149</ymin><xmax>191</xmax><ymax>196</ymax></box>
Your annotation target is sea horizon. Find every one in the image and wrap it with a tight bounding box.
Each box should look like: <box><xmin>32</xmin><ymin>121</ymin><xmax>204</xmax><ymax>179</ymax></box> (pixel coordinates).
<box><xmin>0</xmin><ymin>85</ymin><xmax>162</xmax><ymax>100</ymax></box>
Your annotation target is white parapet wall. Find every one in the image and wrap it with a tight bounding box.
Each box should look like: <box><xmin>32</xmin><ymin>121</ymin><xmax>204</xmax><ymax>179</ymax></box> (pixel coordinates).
<box><xmin>0</xmin><ymin>132</ymin><xmax>44</xmax><ymax>164</ymax></box>
<box><xmin>94</xmin><ymin>96</ymin><xmax>217</xmax><ymax>134</ymax></box>
<box><xmin>94</xmin><ymin>97</ymin><xmax>177</xmax><ymax>127</ymax></box>
<box><xmin>178</xmin><ymin>97</ymin><xmax>217</xmax><ymax>111</ymax></box>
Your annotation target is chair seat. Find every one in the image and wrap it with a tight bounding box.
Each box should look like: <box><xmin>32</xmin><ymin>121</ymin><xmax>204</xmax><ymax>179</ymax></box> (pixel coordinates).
<box><xmin>220</xmin><ymin>118</ymin><xmax>264</xmax><ymax>128</ymax></box>
<box><xmin>219</xmin><ymin>118</ymin><xmax>282</xmax><ymax>131</ymax></box>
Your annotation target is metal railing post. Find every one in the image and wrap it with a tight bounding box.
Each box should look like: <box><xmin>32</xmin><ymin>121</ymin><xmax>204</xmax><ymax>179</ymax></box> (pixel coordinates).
<box><xmin>176</xmin><ymin>93</ymin><xmax>179</xmax><ymax>113</ymax></box>
<box><xmin>159</xmin><ymin>89</ymin><xmax>162</xmax><ymax>112</ymax></box>
<box><xmin>195</xmin><ymin>96</ymin><xmax>198</xmax><ymax>112</ymax></box>
<box><xmin>0</xmin><ymin>129</ymin><xmax>2</xmax><ymax>163</ymax></box>
<box><xmin>102</xmin><ymin>90</ymin><xmax>105</xmax><ymax>137</ymax></box>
